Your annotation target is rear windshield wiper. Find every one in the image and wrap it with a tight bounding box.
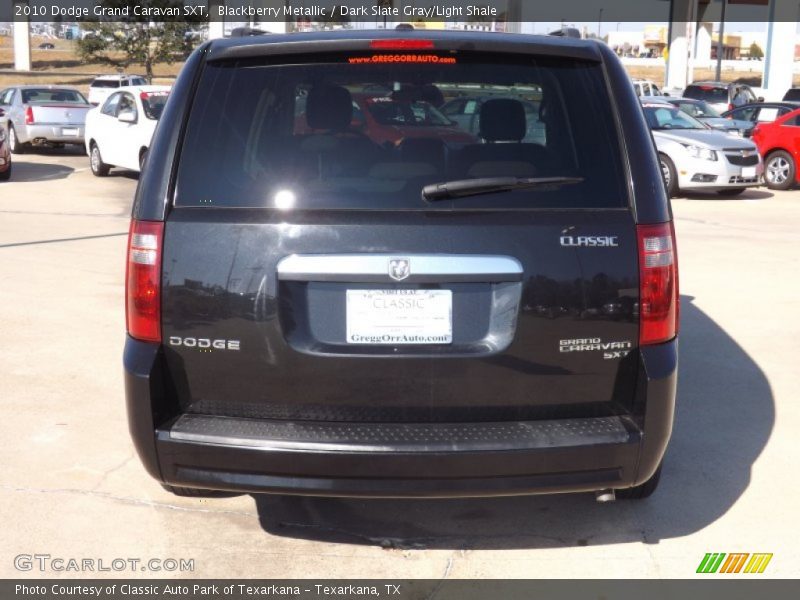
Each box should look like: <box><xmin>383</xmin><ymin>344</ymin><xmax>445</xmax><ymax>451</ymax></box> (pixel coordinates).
<box><xmin>422</xmin><ymin>176</ymin><xmax>584</xmax><ymax>201</ymax></box>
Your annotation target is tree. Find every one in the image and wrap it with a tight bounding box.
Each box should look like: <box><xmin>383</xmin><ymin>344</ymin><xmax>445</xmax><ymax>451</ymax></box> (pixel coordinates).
<box><xmin>77</xmin><ymin>0</ymin><xmax>200</xmax><ymax>83</ymax></box>
<box><xmin>749</xmin><ymin>42</ymin><xmax>764</xmax><ymax>60</ymax></box>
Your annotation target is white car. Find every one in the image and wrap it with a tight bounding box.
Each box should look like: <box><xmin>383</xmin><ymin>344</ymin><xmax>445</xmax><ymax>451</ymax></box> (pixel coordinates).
<box><xmin>87</xmin><ymin>74</ymin><xmax>148</xmax><ymax>106</ymax></box>
<box><xmin>632</xmin><ymin>78</ymin><xmax>664</xmax><ymax>97</ymax></box>
<box><xmin>641</xmin><ymin>100</ymin><xmax>763</xmax><ymax>197</ymax></box>
<box><xmin>85</xmin><ymin>85</ymin><xmax>170</xmax><ymax>175</ymax></box>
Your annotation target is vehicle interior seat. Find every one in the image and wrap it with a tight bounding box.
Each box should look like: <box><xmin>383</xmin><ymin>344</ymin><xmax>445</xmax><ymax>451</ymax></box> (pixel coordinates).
<box><xmin>455</xmin><ymin>98</ymin><xmax>550</xmax><ymax>178</ymax></box>
<box><xmin>366</xmin><ymin>137</ymin><xmax>446</xmax><ymax>182</ymax></box>
<box><xmin>296</xmin><ymin>84</ymin><xmax>380</xmax><ymax>178</ymax></box>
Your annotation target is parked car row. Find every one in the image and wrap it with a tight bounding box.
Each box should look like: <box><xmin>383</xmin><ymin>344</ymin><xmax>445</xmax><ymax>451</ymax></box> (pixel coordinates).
<box><xmin>2</xmin><ymin>65</ymin><xmax>799</xmax><ymax>198</ymax></box>
<box><xmin>632</xmin><ymin>76</ymin><xmax>800</xmax><ymax>194</ymax></box>
<box><xmin>641</xmin><ymin>99</ymin><xmax>763</xmax><ymax>197</ymax></box>
<box><xmin>0</xmin><ymin>75</ymin><xmax>171</xmax><ymax>182</ymax></box>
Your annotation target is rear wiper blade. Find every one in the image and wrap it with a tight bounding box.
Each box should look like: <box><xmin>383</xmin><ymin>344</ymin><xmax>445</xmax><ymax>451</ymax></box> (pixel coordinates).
<box><xmin>422</xmin><ymin>176</ymin><xmax>584</xmax><ymax>201</ymax></box>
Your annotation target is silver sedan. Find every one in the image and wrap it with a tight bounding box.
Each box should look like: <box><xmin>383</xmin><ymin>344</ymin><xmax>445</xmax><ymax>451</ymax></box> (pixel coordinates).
<box><xmin>0</xmin><ymin>85</ymin><xmax>92</xmax><ymax>153</ymax></box>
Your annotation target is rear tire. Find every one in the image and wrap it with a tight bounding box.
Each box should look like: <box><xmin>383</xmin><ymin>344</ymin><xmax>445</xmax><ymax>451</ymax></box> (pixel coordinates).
<box><xmin>764</xmin><ymin>150</ymin><xmax>795</xmax><ymax>190</ymax></box>
<box><xmin>8</xmin><ymin>125</ymin><xmax>27</xmax><ymax>154</ymax></box>
<box><xmin>89</xmin><ymin>142</ymin><xmax>110</xmax><ymax>177</ymax></box>
<box><xmin>616</xmin><ymin>464</ymin><xmax>662</xmax><ymax>500</ymax></box>
<box><xmin>659</xmin><ymin>153</ymin><xmax>678</xmax><ymax>198</ymax></box>
<box><xmin>160</xmin><ymin>484</ymin><xmax>240</xmax><ymax>498</ymax></box>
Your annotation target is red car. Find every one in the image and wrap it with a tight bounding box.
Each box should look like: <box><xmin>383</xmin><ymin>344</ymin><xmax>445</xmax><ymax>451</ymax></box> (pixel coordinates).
<box><xmin>295</xmin><ymin>91</ymin><xmax>477</xmax><ymax>148</ymax></box>
<box><xmin>751</xmin><ymin>107</ymin><xmax>800</xmax><ymax>190</ymax></box>
<box><xmin>350</xmin><ymin>93</ymin><xmax>477</xmax><ymax>147</ymax></box>
<box><xmin>0</xmin><ymin>123</ymin><xmax>11</xmax><ymax>181</ymax></box>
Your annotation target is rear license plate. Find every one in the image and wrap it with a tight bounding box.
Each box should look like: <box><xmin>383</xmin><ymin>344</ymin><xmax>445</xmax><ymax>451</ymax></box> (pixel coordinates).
<box><xmin>61</xmin><ymin>128</ymin><xmax>78</xmax><ymax>137</ymax></box>
<box><xmin>741</xmin><ymin>166</ymin><xmax>756</xmax><ymax>178</ymax></box>
<box><xmin>346</xmin><ymin>289</ymin><xmax>452</xmax><ymax>344</ymax></box>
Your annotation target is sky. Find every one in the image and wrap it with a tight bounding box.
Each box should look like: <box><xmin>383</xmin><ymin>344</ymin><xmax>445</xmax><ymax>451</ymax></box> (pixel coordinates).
<box><xmin>557</xmin><ymin>21</ymin><xmax>778</xmax><ymax>36</ymax></box>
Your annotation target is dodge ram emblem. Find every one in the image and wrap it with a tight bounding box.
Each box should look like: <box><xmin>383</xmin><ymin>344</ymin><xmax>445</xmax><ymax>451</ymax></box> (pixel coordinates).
<box><xmin>388</xmin><ymin>258</ymin><xmax>410</xmax><ymax>281</ymax></box>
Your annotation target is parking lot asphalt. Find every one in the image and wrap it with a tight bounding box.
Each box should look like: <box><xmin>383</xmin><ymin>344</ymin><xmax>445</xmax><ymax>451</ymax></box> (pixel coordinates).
<box><xmin>0</xmin><ymin>149</ymin><xmax>798</xmax><ymax>579</ymax></box>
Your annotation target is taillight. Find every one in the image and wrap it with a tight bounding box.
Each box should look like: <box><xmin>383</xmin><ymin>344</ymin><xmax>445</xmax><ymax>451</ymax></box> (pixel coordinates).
<box><xmin>25</xmin><ymin>106</ymin><xmax>34</xmax><ymax>125</ymax></box>
<box><xmin>126</xmin><ymin>219</ymin><xmax>164</xmax><ymax>343</ymax></box>
<box><xmin>369</xmin><ymin>39</ymin><xmax>434</xmax><ymax>50</ymax></box>
<box><xmin>638</xmin><ymin>222</ymin><xmax>679</xmax><ymax>346</ymax></box>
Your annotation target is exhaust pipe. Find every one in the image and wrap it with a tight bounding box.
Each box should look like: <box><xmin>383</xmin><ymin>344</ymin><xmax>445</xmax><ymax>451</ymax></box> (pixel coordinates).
<box><xmin>595</xmin><ymin>489</ymin><xmax>616</xmax><ymax>503</ymax></box>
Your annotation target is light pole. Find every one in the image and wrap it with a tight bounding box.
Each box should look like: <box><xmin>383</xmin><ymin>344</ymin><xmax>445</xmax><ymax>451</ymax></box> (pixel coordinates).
<box><xmin>597</xmin><ymin>8</ymin><xmax>604</xmax><ymax>38</ymax></box>
<box><xmin>715</xmin><ymin>0</ymin><xmax>728</xmax><ymax>82</ymax></box>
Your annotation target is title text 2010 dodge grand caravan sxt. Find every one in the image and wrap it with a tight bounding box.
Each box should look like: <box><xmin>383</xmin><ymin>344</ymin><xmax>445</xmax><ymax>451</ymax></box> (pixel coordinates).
<box><xmin>124</xmin><ymin>31</ymin><xmax>678</xmax><ymax>501</ymax></box>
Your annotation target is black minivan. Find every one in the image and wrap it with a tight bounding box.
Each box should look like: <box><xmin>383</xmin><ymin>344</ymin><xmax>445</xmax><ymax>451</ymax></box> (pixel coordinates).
<box><xmin>124</xmin><ymin>30</ymin><xmax>678</xmax><ymax>501</ymax></box>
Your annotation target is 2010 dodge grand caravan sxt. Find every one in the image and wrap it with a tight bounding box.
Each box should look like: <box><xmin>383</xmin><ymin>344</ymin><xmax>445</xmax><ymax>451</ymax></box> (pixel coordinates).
<box><xmin>124</xmin><ymin>30</ymin><xmax>678</xmax><ymax>501</ymax></box>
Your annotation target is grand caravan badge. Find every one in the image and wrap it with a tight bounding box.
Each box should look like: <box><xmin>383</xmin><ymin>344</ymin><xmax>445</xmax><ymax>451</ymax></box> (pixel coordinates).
<box><xmin>559</xmin><ymin>338</ymin><xmax>632</xmax><ymax>360</ymax></box>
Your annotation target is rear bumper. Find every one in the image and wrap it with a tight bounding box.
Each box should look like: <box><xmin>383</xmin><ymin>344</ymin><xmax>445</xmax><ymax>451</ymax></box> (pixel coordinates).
<box><xmin>124</xmin><ymin>337</ymin><xmax>677</xmax><ymax>498</ymax></box>
<box><xmin>22</xmin><ymin>124</ymin><xmax>85</xmax><ymax>144</ymax></box>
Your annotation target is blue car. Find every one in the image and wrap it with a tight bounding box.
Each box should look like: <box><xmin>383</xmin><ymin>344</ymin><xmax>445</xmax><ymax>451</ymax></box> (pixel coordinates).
<box><xmin>650</xmin><ymin>96</ymin><xmax>750</xmax><ymax>136</ymax></box>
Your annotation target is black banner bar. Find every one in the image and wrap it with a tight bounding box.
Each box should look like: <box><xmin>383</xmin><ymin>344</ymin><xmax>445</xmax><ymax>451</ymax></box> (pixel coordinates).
<box><xmin>3</xmin><ymin>0</ymin><xmax>794</xmax><ymax>24</ymax></box>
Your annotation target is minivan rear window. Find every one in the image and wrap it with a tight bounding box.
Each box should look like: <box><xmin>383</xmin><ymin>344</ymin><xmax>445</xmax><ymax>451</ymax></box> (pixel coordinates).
<box><xmin>174</xmin><ymin>53</ymin><xmax>628</xmax><ymax>210</ymax></box>
<box><xmin>683</xmin><ymin>85</ymin><xmax>728</xmax><ymax>104</ymax></box>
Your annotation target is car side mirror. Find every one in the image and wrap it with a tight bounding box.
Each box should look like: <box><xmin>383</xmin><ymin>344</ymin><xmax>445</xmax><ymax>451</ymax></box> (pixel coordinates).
<box><xmin>663</xmin><ymin>92</ymin><xmax>670</xmax><ymax>97</ymax></box>
<box><xmin>118</xmin><ymin>110</ymin><xmax>137</xmax><ymax>124</ymax></box>
<box><xmin>757</xmin><ymin>96</ymin><xmax>765</xmax><ymax>102</ymax></box>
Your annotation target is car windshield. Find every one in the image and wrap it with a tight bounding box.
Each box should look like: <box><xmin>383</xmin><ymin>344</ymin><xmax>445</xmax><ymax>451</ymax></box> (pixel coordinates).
<box><xmin>21</xmin><ymin>88</ymin><xmax>88</xmax><ymax>104</ymax></box>
<box><xmin>141</xmin><ymin>91</ymin><xmax>169</xmax><ymax>120</ymax></box>
<box><xmin>683</xmin><ymin>86</ymin><xmax>728</xmax><ymax>103</ymax></box>
<box><xmin>361</xmin><ymin>96</ymin><xmax>451</xmax><ymax>126</ymax></box>
<box><xmin>643</xmin><ymin>105</ymin><xmax>706</xmax><ymax>130</ymax></box>
<box><xmin>175</xmin><ymin>52</ymin><xmax>627</xmax><ymax>210</ymax></box>
<box><xmin>675</xmin><ymin>100</ymin><xmax>721</xmax><ymax>118</ymax></box>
